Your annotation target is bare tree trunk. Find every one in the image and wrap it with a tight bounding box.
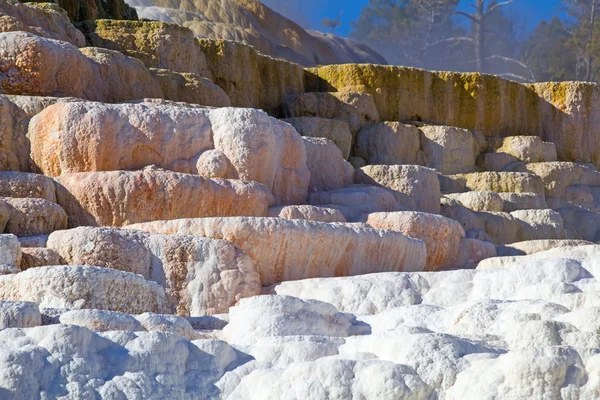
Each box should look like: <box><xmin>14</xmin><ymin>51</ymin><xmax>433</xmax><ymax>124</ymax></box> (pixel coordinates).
<box><xmin>474</xmin><ymin>0</ymin><xmax>485</xmax><ymax>72</ymax></box>
<box><xmin>455</xmin><ymin>0</ymin><xmax>531</xmax><ymax>80</ymax></box>
<box><xmin>586</xmin><ymin>0</ymin><xmax>598</xmax><ymax>81</ymax></box>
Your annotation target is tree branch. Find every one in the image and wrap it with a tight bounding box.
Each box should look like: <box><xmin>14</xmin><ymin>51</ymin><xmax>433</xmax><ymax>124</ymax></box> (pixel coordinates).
<box><xmin>496</xmin><ymin>72</ymin><xmax>531</xmax><ymax>82</ymax></box>
<box><xmin>455</xmin><ymin>11</ymin><xmax>480</xmax><ymax>24</ymax></box>
<box><xmin>593</xmin><ymin>63</ymin><xmax>600</xmax><ymax>82</ymax></box>
<box><xmin>485</xmin><ymin>55</ymin><xmax>536</xmax><ymax>81</ymax></box>
<box><xmin>424</xmin><ymin>36</ymin><xmax>474</xmax><ymax>49</ymax></box>
<box><xmin>484</xmin><ymin>0</ymin><xmax>515</xmax><ymax>18</ymax></box>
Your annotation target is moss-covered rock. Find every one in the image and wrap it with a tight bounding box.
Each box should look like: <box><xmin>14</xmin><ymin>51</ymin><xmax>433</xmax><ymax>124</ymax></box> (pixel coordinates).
<box><xmin>21</xmin><ymin>0</ymin><xmax>137</xmax><ymax>22</ymax></box>
<box><xmin>305</xmin><ymin>65</ymin><xmax>600</xmax><ymax>166</ymax></box>
<box><xmin>150</xmin><ymin>68</ymin><xmax>230</xmax><ymax>107</ymax></box>
<box><xmin>198</xmin><ymin>39</ymin><xmax>305</xmax><ymax>114</ymax></box>
<box><xmin>78</xmin><ymin>20</ymin><xmax>210</xmax><ymax>78</ymax></box>
<box><xmin>441</xmin><ymin>172</ymin><xmax>546</xmax><ymax>197</ymax></box>
<box><xmin>130</xmin><ymin>0</ymin><xmax>386</xmax><ymax>67</ymax></box>
<box><xmin>78</xmin><ymin>19</ymin><xmax>305</xmax><ymax>114</ymax></box>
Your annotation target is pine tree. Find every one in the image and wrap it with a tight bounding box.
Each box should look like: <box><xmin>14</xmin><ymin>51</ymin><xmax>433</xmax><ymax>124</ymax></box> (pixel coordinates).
<box><xmin>521</xmin><ymin>17</ymin><xmax>577</xmax><ymax>81</ymax></box>
<box><xmin>564</xmin><ymin>0</ymin><xmax>600</xmax><ymax>82</ymax></box>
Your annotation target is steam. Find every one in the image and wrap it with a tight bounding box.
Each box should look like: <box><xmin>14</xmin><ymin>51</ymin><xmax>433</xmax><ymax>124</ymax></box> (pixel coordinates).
<box><xmin>260</xmin><ymin>0</ymin><xmax>313</xmax><ymax>28</ymax></box>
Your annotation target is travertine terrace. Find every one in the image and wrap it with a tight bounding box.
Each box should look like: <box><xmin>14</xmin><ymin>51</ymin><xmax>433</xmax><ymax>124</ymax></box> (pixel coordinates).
<box><xmin>2</xmin><ymin>0</ymin><xmax>600</xmax><ymax>398</ymax></box>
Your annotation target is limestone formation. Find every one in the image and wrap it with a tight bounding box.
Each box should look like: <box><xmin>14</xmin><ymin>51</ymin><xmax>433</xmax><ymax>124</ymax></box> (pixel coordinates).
<box><xmin>456</xmin><ymin>238</ymin><xmax>497</xmax><ymax>268</ymax></box>
<box><xmin>308</xmin><ymin>185</ymin><xmax>412</xmax><ymax>221</ymax></box>
<box><xmin>149</xmin><ymin>68</ymin><xmax>231</xmax><ymax>107</ymax></box>
<box><xmin>2</xmin><ymin>197</ymin><xmax>68</xmax><ymax>237</ymax></box>
<box><xmin>135</xmin><ymin>312</ymin><xmax>198</xmax><ymax>340</ymax></box>
<box><xmin>542</xmin><ymin>141</ymin><xmax>558</xmax><ymax>162</ymax></box>
<box><xmin>58</xmin><ymin>309</ymin><xmax>144</xmax><ymax>333</ymax></box>
<box><xmin>210</xmin><ymin>107</ymin><xmax>310</xmax><ymax>204</ymax></box>
<box><xmin>367</xmin><ymin>212</ymin><xmax>465</xmax><ymax>271</ymax></box>
<box><xmin>556</xmin><ymin>205</ymin><xmax>600</xmax><ymax>241</ymax></box>
<box><xmin>198</xmin><ymin>39</ymin><xmax>305</xmax><ymax>113</ymax></box>
<box><xmin>0</xmin><ymin>324</ymin><xmax>237</xmax><ymax>398</ymax></box>
<box><xmin>0</xmin><ymin>31</ymin><xmax>234</xmax><ymax>107</ymax></box>
<box><xmin>0</xmin><ymin>264</ymin><xmax>18</xmax><ymax>276</ymax></box>
<box><xmin>445</xmin><ymin>191</ymin><xmax>504</xmax><ymax>212</ymax></box>
<box><xmin>306</xmin><ymin>65</ymin><xmax>600</xmax><ymax>167</ymax></box>
<box><xmin>282</xmin><ymin>91</ymin><xmax>380</xmax><ymax>134</ymax></box>
<box><xmin>419</xmin><ymin>125</ymin><xmax>477</xmax><ymax>174</ymax></box>
<box><xmin>0</xmin><ymin>94</ymin><xmax>80</xmax><ymax>172</ymax></box>
<box><xmin>129</xmin><ymin>0</ymin><xmax>386</xmax><ymax>67</ymax></box>
<box><xmin>268</xmin><ymin>249</ymin><xmax>596</xmax><ymax>312</ymax></box>
<box><xmin>0</xmin><ymin>231</ymin><xmax>600</xmax><ymax>398</ymax></box>
<box><xmin>0</xmin><ymin>265</ymin><xmax>168</xmax><ymax>314</ymax></box>
<box><xmin>127</xmin><ymin>217</ymin><xmax>428</xmax><ymax>286</ymax></box>
<box><xmin>496</xmin><ymin>136</ymin><xmax>543</xmax><ymax>163</ymax></box>
<box><xmin>0</xmin><ymin>31</ymin><xmax>167</xmax><ymax>102</ymax></box>
<box><xmin>3</xmin><ymin>2</ymin><xmax>600</xmax><ymax>397</ymax></box>
<box><xmin>29</xmin><ymin>102</ymin><xmax>309</xmax><ymax>204</ymax></box>
<box><xmin>0</xmin><ymin>32</ymin><xmax>94</xmax><ymax>98</ymax></box>
<box><xmin>194</xmin><ymin>149</ymin><xmax>236</xmax><ymax>179</ymax></box>
<box><xmin>520</xmin><ymin>162</ymin><xmax>600</xmax><ymax>199</ymax></box>
<box><xmin>79</xmin><ymin>19</ymin><xmax>210</xmax><ymax>76</ymax></box>
<box><xmin>223</xmin><ymin>295</ymin><xmax>356</xmax><ymax>343</ymax></box>
<box><xmin>354</xmin><ymin>121</ymin><xmax>422</xmax><ymax>165</ymax></box>
<box><xmin>0</xmin><ymin>201</ymin><xmax>11</xmax><ymax>233</ymax></box>
<box><xmin>55</xmin><ymin>168</ymin><xmax>273</xmax><ymax>227</ymax></box>
<box><xmin>441</xmin><ymin>204</ymin><xmax>567</xmax><ymax>245</ymax></box>
<box><xmin>477</xmin><ymin>152</ymin><xmax>520</xmax><ymax>172</ymax></box>
<box><xmin>496</xmin><ymin>239</ymin><xmax>594</xmax><ymax>257</ymax></box>
<box><xmin>356</xmin><ymin>165</ymin><xmax>441</xmax><ymax>214</ymax></box>
<box><xmin>476</xmin><ymin>244</ymin><xmax>600</xmax><ymax>272</ymax></box>
<box><xmin>343</xmin><ymin>160</ymin><xmax>355</xmax><ymax>186</ymax></box>
<box><xmin>303</xmin><ymin>137</ymin><xmax>346</xmax><ymax>193</ymax></box>
<box><xmin>0</xmin><ymin>171</ymin><xmax>56</xmax><ymax>202</ymax></box>
<box><xmin>80</xmin><ymin>47</ymin><xmax>164</xmax><ymax>103</ymax></box>
<box><xmin>46</xmin><ymin>227</ymin><xmax>261</xmax><ymax>316</ymax></box>
<box><xmin>498</xmin><ymin>192</ymin><xmax>548</xmax><ymax>212</ymax></box>
<box><xmin>0</xmin><ymin>0</ymin><xmax>85</xmax><ymax>46</ymax></box>
<box><xmin>17</xmin><ymin>235</ymin><xmax>48</xmax><ymax>248</ymax></box>
<box><xmin>268</xmin><ymin>205</ymin><xmax>347</xmax><ymax>223</ymax></box>
<box><xmin>0</xmin><ymin>234</ymin><xmax>21</xmax><ymax>268</ymax></box>
<box><xmin>20</xmin><ymin>247</ymin><xmax>63</xmax><ymax>270</ymax></box>
<box><xmin>353</xmin><ymin>122</ymin><xmax>480</xmax><ymax>174</ymax></box>
<box><xmin>0</xmin><ymin>300</ymin><xmax>40</xmax><ymax>329</ymax></box>
<box><xmin>44</xmin><ymin>0</ymin><xmax>138</xmax><ymax>21</ymax></box>
<box><xmin>227</xmin><ymin>357</ymin><xmax>433</xmax><ymax>400</ymax></box>
<box><xmin>282</xmin><ymin>117</ymin><xmax>353</xmax><ymax>159</ymax></box>
<box><xmin>510</xmin><ymin>209</ymin><xmax>567</xmax><ymax>242</ymax></box>
<box><xmin>442</xmin><ymin>172</ymin><xmax>545</xmax><ymax>196</ymax></box>
<box><xmin>59</xmin><ymin>310</ymin><xmax>198</xmax><ymax>340</ymax></box>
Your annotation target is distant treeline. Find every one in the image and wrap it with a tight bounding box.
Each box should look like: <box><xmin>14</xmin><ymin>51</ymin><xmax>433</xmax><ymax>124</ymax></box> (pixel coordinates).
<box><xmin>349</xmin><ymin>0</ymin><xmax>599</xmax><ymax>83</ymax></box>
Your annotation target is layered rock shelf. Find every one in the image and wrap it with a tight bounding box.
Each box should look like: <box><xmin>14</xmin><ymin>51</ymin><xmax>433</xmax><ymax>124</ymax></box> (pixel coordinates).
<box><xmin>2</xmin><ymin>0</ymin><xmax>600</xmax><ymax>398</ymax></box>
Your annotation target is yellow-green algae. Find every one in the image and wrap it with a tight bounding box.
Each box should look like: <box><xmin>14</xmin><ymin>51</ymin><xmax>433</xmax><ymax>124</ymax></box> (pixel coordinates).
<box><xmin>304</xmin><ymin>63</ymin><xmax>600</xmax><ymax>165</ymax></box>
<box><xmin>197</xmin><ymin>39</ymin><xmax>305</xmax><ymax>113</ymax></box>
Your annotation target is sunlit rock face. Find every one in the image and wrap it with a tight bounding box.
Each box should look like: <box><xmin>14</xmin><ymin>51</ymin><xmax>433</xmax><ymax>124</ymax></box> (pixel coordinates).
<box><xmin>125</xmin><ymin>0</ymin><xmax>387</xmax><ymax>67</ymax></box>
<box><xmin>306</xmin><ymin>65</ymin><xmax>600</xmax><ymax>167</ymax></box>
<box><xmin>28</xmin><ymin>102</ymin><xmax>309</xmax><ymax>205</ymax></box>
<box><xmin>0</xmin><ymin>0</ymin><xmax>85</xmax><ymax>46</ymax></box>
<box><xmin>126</xmin><ymin>217</ymin><xmax>428</xmax><ymax>286</ymax></box>
<box><xmin>3</xmin><ymin>246</ymin><xmax>600</xmax><ymax>398</ymax></box>
<box><xmin>4</xmin><ymin>2</ymin><xmax>600</xmax><ymax>398</ymax></box>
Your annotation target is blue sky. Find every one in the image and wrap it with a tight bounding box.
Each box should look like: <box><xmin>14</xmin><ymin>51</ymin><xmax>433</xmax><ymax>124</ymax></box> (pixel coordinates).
<box><xmin>263</xmin><ymin>0</ymin><xmax>564</xmax><ymax>37</ymax></box>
